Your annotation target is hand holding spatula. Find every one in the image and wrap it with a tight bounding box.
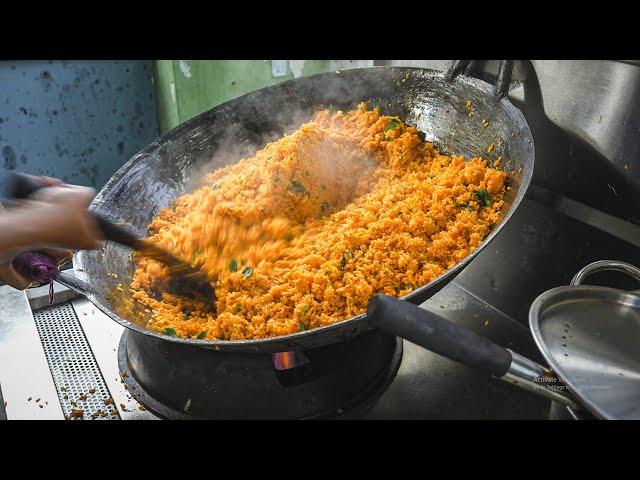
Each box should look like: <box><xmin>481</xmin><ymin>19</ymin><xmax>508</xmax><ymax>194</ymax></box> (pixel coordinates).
<box><xmin>0</xmin><ymin>172</ymin><xmax>215</xmax><ymax>305</ymax></box>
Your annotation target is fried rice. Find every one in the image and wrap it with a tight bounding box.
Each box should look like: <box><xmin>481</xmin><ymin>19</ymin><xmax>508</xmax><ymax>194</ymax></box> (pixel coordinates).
<box><xmin>129</xmin><ymin>103</ymin><xmax>507</xmax><ymax>340</ymax></box>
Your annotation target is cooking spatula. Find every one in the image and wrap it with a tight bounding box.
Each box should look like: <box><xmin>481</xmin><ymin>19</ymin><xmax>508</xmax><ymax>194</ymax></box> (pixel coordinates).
<box><xmin>0</xmin><ymin>172</ymin><xmax>215</xmax><ymax>304</ymax></box>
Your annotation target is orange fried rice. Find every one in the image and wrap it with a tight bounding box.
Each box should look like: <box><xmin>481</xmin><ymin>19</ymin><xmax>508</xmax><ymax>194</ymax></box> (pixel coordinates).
<box><xmin>129</xmin><ymin>103</ymin><xmax>507</xmax><ymax>340</ymax></box>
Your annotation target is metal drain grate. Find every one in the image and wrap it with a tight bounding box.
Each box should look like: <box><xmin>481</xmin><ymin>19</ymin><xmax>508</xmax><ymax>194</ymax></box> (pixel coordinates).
<box><xmin>33</xmin><ymin>303</ymin><xmax>120</xmax><ymax>420</ymax></box>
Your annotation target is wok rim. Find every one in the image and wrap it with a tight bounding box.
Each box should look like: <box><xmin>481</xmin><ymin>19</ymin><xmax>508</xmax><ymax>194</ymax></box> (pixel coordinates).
<box><xmin>76</xmin><ymin>65</ymin><xmax>535</xmax><ymax>350</ymax></box>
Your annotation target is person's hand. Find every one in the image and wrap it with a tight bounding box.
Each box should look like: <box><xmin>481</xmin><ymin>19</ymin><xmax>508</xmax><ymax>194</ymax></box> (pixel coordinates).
<box><xmin>0</xmin><ymin>245</ymin><xmax>71</xmax><ymax>290</ymax></box>
<box><xmin>0</xmin><ymin>197</ymin><xmax>74</xmax><ymax>289</ymax></box>
<box><xmin>24</xmin><ymin>183</ymin><xmax>101</xmax><ymax>250</ymax></box>
<box><xmin>0</xmin><ymin>177</ymin><xmax>102</xmax><ymax>290</ymax></box>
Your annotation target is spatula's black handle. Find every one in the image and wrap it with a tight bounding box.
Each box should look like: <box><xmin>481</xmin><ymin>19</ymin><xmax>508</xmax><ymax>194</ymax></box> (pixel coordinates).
<box><xmin>90</xmin><ymin>215</ymin><xmax>141</xmax><ymax>249</ymax></box>
<box><xmin>3</xmin><ymin>172</ymin><xmax>140</xmax><ymax>249</ymax></box>
<box><xmin>2</xmin><ymin>172</ymin><xmax>46</xmax><ymax>199</ymax></box>
<box><xmin>366</xmin><ymin>294</ymin><xmax>513</xmax><ymax>377</ymax></box>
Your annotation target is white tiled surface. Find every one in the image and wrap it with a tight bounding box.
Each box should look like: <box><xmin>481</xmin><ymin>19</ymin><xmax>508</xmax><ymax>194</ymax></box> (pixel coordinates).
<box><xmin>0</xmin><ymin>285</ymin><xmax>64</xmax><ymax>419</ymax></box>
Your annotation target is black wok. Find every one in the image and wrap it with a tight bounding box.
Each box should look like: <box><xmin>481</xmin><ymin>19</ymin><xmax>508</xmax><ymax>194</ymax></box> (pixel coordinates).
<box><xmin>71</xmin><ymin>62</ymin><xmax>535</xmax><ymax>352</ymax></box>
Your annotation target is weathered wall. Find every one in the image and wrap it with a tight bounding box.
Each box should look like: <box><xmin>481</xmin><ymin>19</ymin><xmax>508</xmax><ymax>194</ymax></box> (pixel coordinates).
<box><xmin>0</xmin><ymin>60</ymin><xmax>159</xmax><ymax>189</ymax></box>
<box><xmin>153</xmin><ymin>60</ymin><xmax>375</xmax><ymax>133</ymax></box>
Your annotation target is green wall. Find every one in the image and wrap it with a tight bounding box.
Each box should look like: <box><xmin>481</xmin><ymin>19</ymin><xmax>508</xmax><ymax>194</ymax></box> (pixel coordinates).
<box><xmin>153</xmin><ymin>60</ymin><xmax>332</xmax><ymax>133</ymax></box>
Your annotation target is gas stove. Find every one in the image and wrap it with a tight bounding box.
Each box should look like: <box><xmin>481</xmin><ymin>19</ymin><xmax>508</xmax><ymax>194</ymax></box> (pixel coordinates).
<box><xmin>2</xmin><ymin>187</ymin><xmax>637</xmax><ymax>420</ymax></box>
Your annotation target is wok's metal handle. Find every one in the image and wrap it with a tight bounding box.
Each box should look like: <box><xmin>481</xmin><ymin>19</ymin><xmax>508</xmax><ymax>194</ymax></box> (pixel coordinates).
<box><xmin>444</xmin><ymin>60</ymin><xmax>471</xmax><ymax>82</ymax></box>
<box><xmin>444</xmin><ymin>60</ymin><xmax>515</xmax><ymax>99</ymax></box>
<box><xmin>366</xmin><ymin>294</ymin><xmax>581</xmax><ymax>410</ymax></box>
<box><xmin>571</xmin><ymin>260</ymin><xmax>640</xmax><ymax>289</ymax></box>
<box><xmin>53</xmin><ymin>269</ymin><xmax>94</xmax><ymax>298</ymax></box>
<box><xmin>494</xmin><ymin>60</ymin><xmax>515</xmax><ymax>99</ymax></box>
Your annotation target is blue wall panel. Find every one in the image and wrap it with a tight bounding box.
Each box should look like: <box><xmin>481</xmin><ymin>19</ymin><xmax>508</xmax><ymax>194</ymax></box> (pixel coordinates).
<box><xmin>0</xmin><ymin>60</ymin><xmax>159</xmax><ymax>189</ymax></box>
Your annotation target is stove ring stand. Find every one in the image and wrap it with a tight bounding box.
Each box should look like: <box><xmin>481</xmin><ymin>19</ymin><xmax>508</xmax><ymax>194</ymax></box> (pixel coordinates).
<box><xmin>118</xmin><ymin>329</ymin><xmax>403</xmax><ymax>420</ymax></box>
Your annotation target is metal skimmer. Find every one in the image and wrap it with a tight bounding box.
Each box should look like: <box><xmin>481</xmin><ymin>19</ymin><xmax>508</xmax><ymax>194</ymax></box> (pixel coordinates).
<box><xmin>33</xmin><ymin>304</ymin><xmax>120</xmax><ymax>420</ymax></box>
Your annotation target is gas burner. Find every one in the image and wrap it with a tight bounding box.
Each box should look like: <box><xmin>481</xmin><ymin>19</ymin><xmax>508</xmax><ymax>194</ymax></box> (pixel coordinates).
<box><xmin>118</xmin><ymin>329</ymin><xmax>403</xmax><ymax>419</ymax></box>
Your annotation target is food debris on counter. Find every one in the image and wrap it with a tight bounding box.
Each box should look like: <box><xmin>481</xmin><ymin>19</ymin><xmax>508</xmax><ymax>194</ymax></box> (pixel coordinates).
<box><xmin>69</xmin><ymin>408</ymin><xmax>84</xmax><ymax>419</ymax></box>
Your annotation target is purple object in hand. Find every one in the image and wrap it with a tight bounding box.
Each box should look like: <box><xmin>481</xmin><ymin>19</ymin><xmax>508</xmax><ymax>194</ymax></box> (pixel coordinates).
<box><xmin>12</xmin><ymin>251</ymin><xmax>59</xmax><ymax>284</ymax></box>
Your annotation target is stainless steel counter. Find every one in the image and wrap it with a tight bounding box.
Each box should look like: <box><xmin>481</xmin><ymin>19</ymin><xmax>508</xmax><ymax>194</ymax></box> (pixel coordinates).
<box><xmin>0</xmin><ymin>279</ymin><xmax>547</xmax><ymax>420</ymax></box>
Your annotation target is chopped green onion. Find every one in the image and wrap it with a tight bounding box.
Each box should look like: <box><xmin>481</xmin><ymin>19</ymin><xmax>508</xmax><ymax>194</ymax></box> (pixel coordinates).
<box><xmin>163</xmin><ymin>328</ymin><xmax>177</xmax><ymax>337</ymax></box>
<box><xmin>289</xmin><ymin>180</ymin><xmax>308</xmax><ymax>196</ymax></box>
<box><xmin>196</xmin><ymin>331</ymin><xmax>207</xmax><ymax>340</ymax></box>
<box><xmin>298</xmin><ymin>322</ymin><xmax>306</xmax><ymax>331</ymax></box>
<box><xmin>242</xmin><ymin>266</ymin><xmax>253</xmax><ymax>277</ymax></box>
<box><xmin>229</xmin><ymin>259</ymin><xmax>238</xmax><ymax>272</ymax></box>
<box><xmin>457</xmin><ymin>203</ymin><xmax>474</xmax><ymax>211</ymax></box>
<box><xmin>340</xmin><ymin>253</ymin><xmax>347</xmax><ymax>270</ymax></box>
<box><xmin>474</xmin><ymin>189</ymin><xmax>492</xmax><ymax>206</ymax></box>
<box><xmin>385</xmin><ymin>119</ymin><xmax>400</xmax><ymax>131</ymax></box>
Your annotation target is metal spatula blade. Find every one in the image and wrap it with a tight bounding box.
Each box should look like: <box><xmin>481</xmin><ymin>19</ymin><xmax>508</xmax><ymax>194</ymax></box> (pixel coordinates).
<box><xmin>132</xmin><ymin>237</ymin><xmax>216</xmax><ymax>304</ymax></box>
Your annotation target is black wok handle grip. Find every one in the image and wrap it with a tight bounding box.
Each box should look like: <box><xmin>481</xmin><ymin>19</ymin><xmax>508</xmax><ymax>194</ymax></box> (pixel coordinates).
<box><xmin>367</xmin><ymin>294</ymin><xmax>513</xmax><ymax>377</ymax></box>
<box><xmin>3</xmin><ymin>172</ymin><xmax>141</xmax><ymax>250</ymax></box>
